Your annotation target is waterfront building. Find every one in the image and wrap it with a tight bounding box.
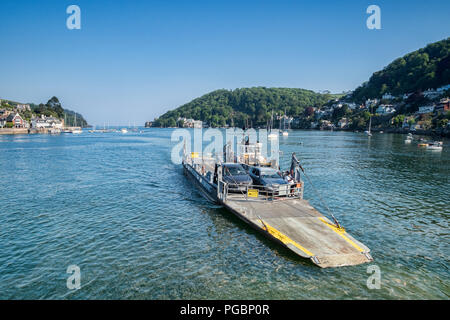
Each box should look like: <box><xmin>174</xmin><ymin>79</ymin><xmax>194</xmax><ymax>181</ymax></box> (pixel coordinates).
<box><xmin>6</xmin><ymin>113</ymin><xmax>27</xmax><ymax>128</ymax></box>
<box><xmin>337</xmin><ymin>118</ymin><xmax>349</xmax><ymax>128</ymax></box>
<box><xmin>178</xmin><ymin>118</ymin><xmax>202</xmax><ymax>128</ymax></box>
<box><xmin>0</xmin><ymin>114</ymin><xmax>7</xmax><ymax>128</ymax></box>
<box><xmin>31</xmin><ymin>115</ymin><xmax>63</xmax><ymax>129</ymax></box>
<box><xmin>320</xmin><ymin>120</ymin><xmax>333</xmax><ymax>130</ymax></box>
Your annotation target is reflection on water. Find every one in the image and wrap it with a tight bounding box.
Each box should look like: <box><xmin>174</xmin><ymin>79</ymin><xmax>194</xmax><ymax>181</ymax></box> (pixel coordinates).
<box><xmin>0</xmin><ymin>129</ymin><xmax>448</xmax><ymax>299</ymax></box>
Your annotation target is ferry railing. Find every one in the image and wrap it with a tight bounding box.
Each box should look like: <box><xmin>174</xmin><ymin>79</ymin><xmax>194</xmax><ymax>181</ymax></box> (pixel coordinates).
<box><xmin>220</xmin><ymin>181</ymin><xmax>304</xmax><ymax>202</ymax></box>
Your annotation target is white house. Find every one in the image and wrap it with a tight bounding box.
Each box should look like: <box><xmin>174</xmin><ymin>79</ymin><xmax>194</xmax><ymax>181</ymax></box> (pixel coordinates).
<box><xmin>423</xmin><ymin>89</ymin><xmax>440</xmax><ymax>99</ymax></box>
<box><xmin>0</xmin><ymin>114</ymin><xmax>7</xmax><ymax>128</ymax></box>
<box><xmin>16</xmin><ymin>104</ymin><xmax>31</xmax><ymax>112</ymax></box>
<box><xmin>184</xmin><ymin>118</ymin><xmax>202</xmax><ymax>128</ymax></box>
<box><xmin>437</xmin><ymin>84</ymin><xmax>450</xmax><ymax>93</ymax></box>
<box><xmin>402</xmin><ymin>93</ymin><xmax>413</xmax><ymax>100</ymax></box>
<box><xmin>31</xmin><ymin>115</ymin><xmax>63</xmax><ymax>129</ymax></box>
<box><xmin>376</xmin><ymin>105</ymin><xmax>396</xmax><ymax>114</ymax></box>
<box><xmin>346</xmin><ymin>103</ymin><xmax>357</xmax><ymax>110</ymax></box>
<box><xmin>417</xmin><ymin>106</ymin><xmax>435</xmax><ymax>114</ymax></box>
<box><xmin>365</xmin><ymin>99</ymin><xmax>378</xmax><ymax>107</ymax></box>
<box><xmin>382</xmin><ymin>93</ymin><xmax>395</xmax><ymax>100</ymax></box>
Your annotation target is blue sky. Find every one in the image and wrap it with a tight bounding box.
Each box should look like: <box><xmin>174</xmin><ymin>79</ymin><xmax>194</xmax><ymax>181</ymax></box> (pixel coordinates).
<box><xmin>1</xmin><ymin>0</ymin><xmax>449</xmax><ymax>125</ymax></box>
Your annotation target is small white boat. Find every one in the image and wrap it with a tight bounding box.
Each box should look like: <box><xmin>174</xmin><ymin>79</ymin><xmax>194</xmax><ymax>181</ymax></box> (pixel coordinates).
<box><xmin>121</xmin><ymin>128</ymin><xmax>128</xmax><ymax>134</ymax></box>
<box><xmin>72</xmin><ymin>129</ymin><xmax>82</xmax><ymax>134</ymax></box>
<box><xmin>268</xmin><ymin>132</ymin><xmax>278</xmax><ymax>139</ymax></box>
<box><xmin>426</xmin><ymin>142</ymin><xmax>443</xmax><ymax>151</ymax></box>
<box><xmin>282</xmin><ymin>131</ymin><xmax>289</xmax><ymax>137</ymax></box>
<box><xmin>364</xmin><ymin>130</ymin><xmax>372</xmax><ymax>137</ymax></box>
<box><xmin>405</xmin><ymin>133</ymin><xmax>413</xmax><ymax>143</ymax></box>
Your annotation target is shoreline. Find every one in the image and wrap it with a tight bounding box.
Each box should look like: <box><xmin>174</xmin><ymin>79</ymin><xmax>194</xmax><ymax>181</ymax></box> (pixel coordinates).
<box><xmin>148</xmin><ymin>126</ymin><xmax>450</xmax><ymax>138</ymax></box>
<box><xmin>2</xmin><ymin>126</ymin><xmax>449</xmax><ymax>139</ymax></box>
<box><xmin>0</xmin><ymin>127</ymin><xmax>83</xmax><ymax>135</ymax></box>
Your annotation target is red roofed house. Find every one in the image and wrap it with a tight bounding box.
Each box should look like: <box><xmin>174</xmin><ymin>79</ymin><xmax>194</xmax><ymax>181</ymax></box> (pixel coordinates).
<box><xmin>6</xmin><ymin>112</ymin><xmax>28</xmax><ymax>128</ymax></box>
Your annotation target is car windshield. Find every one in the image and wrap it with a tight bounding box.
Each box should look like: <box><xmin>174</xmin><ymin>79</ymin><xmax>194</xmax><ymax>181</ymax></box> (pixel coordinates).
<box><xmin>224</xmin><ymin>166</ymin><xmax>247</xmax><ymax>176</ymax></box>
<box><xmin>261</xmin><ymin>171</ymin><xmax>282</xmax><ymax>179</ymax></box>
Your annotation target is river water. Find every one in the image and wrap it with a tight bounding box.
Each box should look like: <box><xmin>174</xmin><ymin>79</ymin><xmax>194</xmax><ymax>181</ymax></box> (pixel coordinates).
<box><xmin>0</xmin><ymin>129</ymin><xmax>448</xmax><ymax>299</ymax></box>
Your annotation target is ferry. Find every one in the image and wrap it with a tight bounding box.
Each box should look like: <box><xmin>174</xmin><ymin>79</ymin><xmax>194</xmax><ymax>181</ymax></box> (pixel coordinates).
<box><xmin>182</xmin><ymin>138</ymin><xmax>373</xmax><ymax>268</ymax></box>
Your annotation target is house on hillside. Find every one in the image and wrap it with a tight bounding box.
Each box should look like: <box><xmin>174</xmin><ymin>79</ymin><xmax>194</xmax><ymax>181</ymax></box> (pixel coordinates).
<box><xmin>314</xmin><ymin>110</ymin><xmax>326</xmax><ymax>119</ymax></box>
<box><xmin>423</xmin><ymin>89</ymin><xmax>440</xmax><ymax>99</ymax></box>
<box><xmin>345</xmin><ymin>103</ymin><xmax>357</xmax><ymax>110</ymax></box>
<box><xmin>416</xmin><ymin>105</ymin><xmax>435</xmax><ymax>114</ymax></box>
<box><xmin>437</xmin><ymin>84</ymin><xmax>450</xmax><ymax>93</ymax></box>
<box><xmin>402</xmin><ymin>93</ymin><xmax>413</xmax><ymax>100</ymax></box>
<box><xmin>376</xmin><ymin>105</ymin><xmax>396</xmax><ymax>114</ymax></box>
<box><xmin>16</xmin><ymin>104</ymin><xmax>31</xmax><ymax>112</ymax></box>
<box><xmin>365</xmin><ymin>99</ymin><xmax>378</xmax><ymax>108</ymax></box>
<box><xmin>382</xmin><ymin>93</ymin><xmax>395</xmax><ymax>100</ymax></box>
<box><xmin>6</xmin><ymin>113</ymin><xmax>28</xmax><ymax>128</ymax></box>
<box><xmin>435</xmin><ymin>98</ymin><xmax>450</xmax><ymax>114</ymax></box>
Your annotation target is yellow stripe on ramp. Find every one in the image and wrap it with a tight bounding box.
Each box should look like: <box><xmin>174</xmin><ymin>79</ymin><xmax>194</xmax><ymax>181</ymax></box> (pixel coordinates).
<box><xmin>261</xmin><ymin>221</ymin><xmax>314</xmax><ymax>257</ymax></box>
<box><xmin>318</xmin><ymin>218</ymin><xmax>364</xmax><ymax>253</ymax></box>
